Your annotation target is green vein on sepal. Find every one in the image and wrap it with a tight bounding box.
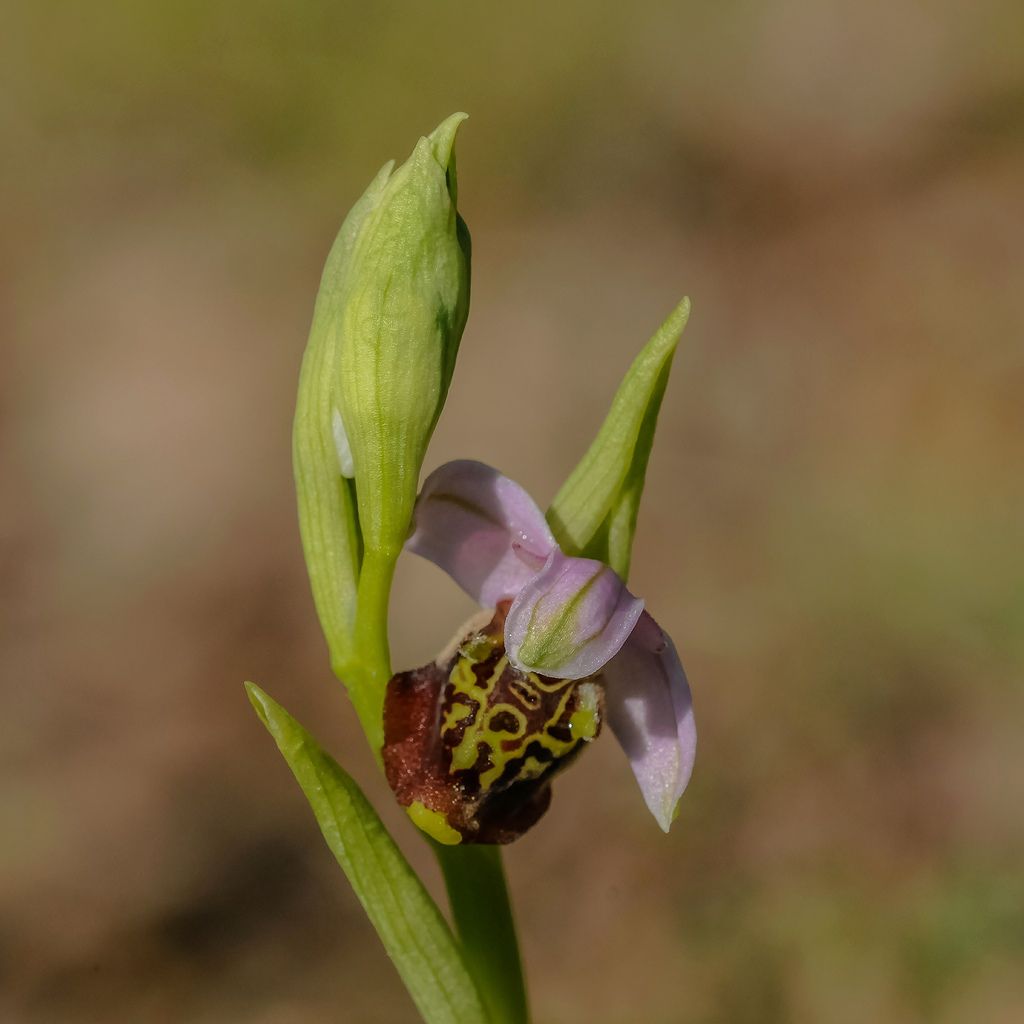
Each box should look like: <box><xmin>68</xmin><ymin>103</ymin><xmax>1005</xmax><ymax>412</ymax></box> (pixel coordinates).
<box><xmin>245</xmin><ymin>682</ymin><xmax>489</xmax><ymax>1024</ymax></box>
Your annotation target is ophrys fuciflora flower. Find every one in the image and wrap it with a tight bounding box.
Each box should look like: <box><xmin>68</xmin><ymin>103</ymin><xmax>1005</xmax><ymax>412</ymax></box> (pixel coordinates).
<box><xmin>383</xmin><ymin>460</ymin><xmax>696</xmax><ymax>844</ymax></box>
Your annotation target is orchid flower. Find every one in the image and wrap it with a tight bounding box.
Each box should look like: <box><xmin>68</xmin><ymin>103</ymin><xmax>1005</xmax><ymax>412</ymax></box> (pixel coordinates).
<box><xmin>382</xmin><ymin>459</ymin><xmax>696</xmax><ymax>844</ymax></box>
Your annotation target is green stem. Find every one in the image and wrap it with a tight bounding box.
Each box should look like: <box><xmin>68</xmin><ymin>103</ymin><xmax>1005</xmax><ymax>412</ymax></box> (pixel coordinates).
<box><xmin>346</xmin><ymin>546</ymin><xmax>399</xmax><ymax>753</ymax></box>
<box><xmin>350</xmin><ymin>544</ymin><xmax>529</xmax><ymax>1024</ymax></box>
<box><xmin>434</xmin><ymin>843</ymin><xmax>529</xmax><ymax>1024</ymax></box>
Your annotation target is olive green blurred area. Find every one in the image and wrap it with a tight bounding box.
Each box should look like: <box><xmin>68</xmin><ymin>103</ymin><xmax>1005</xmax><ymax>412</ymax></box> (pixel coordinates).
<box><xmin>3</xmin><ymin>2</ymin><xmax>1023</xmax><ymax>1022</ymax></box>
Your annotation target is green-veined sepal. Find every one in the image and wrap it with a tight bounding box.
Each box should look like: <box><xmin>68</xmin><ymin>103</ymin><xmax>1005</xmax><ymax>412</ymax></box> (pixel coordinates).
<box><xmin>547</xmin><ymin>297</ymin><xmax>690</xmax><ymax>579</ymax></box>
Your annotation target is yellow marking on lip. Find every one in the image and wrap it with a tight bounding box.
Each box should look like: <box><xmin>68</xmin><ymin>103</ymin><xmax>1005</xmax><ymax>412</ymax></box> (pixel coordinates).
<box><xmin>527</xmin><ymin>673</ymin><xmax>579</xmax><ymax>693</ymax></box>
<box><xmin>568</xmin><ymin>682</ymin><xmax>601</xmax><ymax>741</ymax></box>
<box><xmin>441</xmin><ymin>700</ymin><xmax>473</xmax><ymax>734</ymax></box>
<box><xmin>442</xmin><ymin>643</ymin><xmax>600</xmax><ymax>796</ymax></box>
<box><xmin>407</xmin><ymin>801</ymin><xmax>462</xmax><ymax>845</ymax></box>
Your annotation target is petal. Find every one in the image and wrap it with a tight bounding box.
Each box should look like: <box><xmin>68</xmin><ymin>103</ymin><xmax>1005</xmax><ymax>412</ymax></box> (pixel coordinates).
<box><xmin>506</xmin><ymin>550</ymin><xmax>644</xmax><ymax>680</ymax></box>
<box><xmin>603</xmin><ymin>611</ymin><xmax>696</xmax><ymax>832</ymax></box>
<box><xmin>406</xmin><ymin>460</ymin><xmax>557</xmax><ymax>607</ymax></box>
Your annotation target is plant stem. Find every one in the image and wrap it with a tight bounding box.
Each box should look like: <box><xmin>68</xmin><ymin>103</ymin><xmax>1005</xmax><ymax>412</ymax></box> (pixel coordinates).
<box><xmin>434</xmin><ymin>843</ymin><xmax>529</xmax><ymax>1024</ymax></box>
<box><xmin>352</xmin><ymin>544</ymin><xmax>529</xmax><ymax>1024</ymax></box>
<box><xmin>347</xmin><ymin>546</ymin><xmax>399</xmax><ymax>753</ymax></box>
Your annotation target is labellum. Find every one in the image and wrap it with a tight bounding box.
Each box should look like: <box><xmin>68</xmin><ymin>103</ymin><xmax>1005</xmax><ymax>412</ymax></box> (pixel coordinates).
<box><xmin>383</xmin><ymin>601</ymin><xmax>603</xmax><ymax>844</ymax></box>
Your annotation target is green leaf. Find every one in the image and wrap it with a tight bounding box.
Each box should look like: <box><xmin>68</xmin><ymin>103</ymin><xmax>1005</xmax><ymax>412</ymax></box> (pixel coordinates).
<box><xmin>246</xmin><ymin>682</ymin><xmax>488</xmax><ymax>1024</ymax></box>
<box><xmin>293</xmin><ymin>159</ymin><xmax>394</xmax><ymax>691</ymax></box>
<box><xmin>547</xmin><ymin>297</ymin><xmax>690</xmax><ymax>579</ymax></box>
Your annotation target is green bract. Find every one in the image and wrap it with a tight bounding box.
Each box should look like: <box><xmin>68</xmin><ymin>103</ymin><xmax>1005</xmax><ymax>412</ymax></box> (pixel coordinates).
<box><xmin>547</xmin><ymin>297</ymin><xmax>690</xmax><ymax>579</ymax></box>
<box><xmin>293</xmin><ymin>114</ymin><xmax>471</xmax><ymax>745</ymax></box>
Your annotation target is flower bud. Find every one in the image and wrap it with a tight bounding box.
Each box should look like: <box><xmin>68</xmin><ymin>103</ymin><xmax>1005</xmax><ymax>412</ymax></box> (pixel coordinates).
<box><xmin>338</xmin><ymin>113</ymin><xmax>471</xmax><ymax>559</ymax></box>
<box><xmin>294</xmin><ymin>115</ymin><xmax>471</xmax><ymax>742</ymax></box>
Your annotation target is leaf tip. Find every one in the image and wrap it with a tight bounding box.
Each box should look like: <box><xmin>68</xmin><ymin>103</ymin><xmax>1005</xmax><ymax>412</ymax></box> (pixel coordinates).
<box><xmin>660</xmin><ymin>296</ymin><xmax>691</xmax><ymax>349</ymax></box>
<box><xmin>244</xmin><ymin>680</ymin><xmax>273</xmax><ymax>727</ymax></box>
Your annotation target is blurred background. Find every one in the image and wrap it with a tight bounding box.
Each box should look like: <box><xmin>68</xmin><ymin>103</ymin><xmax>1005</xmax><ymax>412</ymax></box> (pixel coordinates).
<box><xmin>3</xmin><ymin>2</ymin><xmax>1023</xmax><ymax>1022</ymax></box>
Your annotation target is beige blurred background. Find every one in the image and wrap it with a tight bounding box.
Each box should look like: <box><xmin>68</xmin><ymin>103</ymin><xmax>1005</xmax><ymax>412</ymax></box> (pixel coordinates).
<box><xmin>3</xmin><ymin>2</ymin><xmax>1023</xmax><ymax>1022</ymax></box>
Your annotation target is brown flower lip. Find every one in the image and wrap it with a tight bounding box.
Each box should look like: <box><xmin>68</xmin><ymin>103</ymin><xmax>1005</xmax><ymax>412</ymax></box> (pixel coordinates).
<box><xmin>383</xmin><ymin>601</ymin><xmax>603</xmax><ymax>844</ymax></box>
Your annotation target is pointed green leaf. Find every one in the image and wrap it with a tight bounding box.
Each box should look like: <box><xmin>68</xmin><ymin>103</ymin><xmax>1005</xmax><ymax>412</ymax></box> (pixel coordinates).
<box><xmin>246</xmin><ymin>683</ymin><xmax>488</xmax><ymax>1024</ymax></box>
<box><xmin>293</xmin><ymin>159</ymin><xmax>395</xmax><ymax>684</ymax></box>
<box><xmin>547</xmin><ymin>297</ymin><xmax>690</xmax><ymax>580</ymax></box>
